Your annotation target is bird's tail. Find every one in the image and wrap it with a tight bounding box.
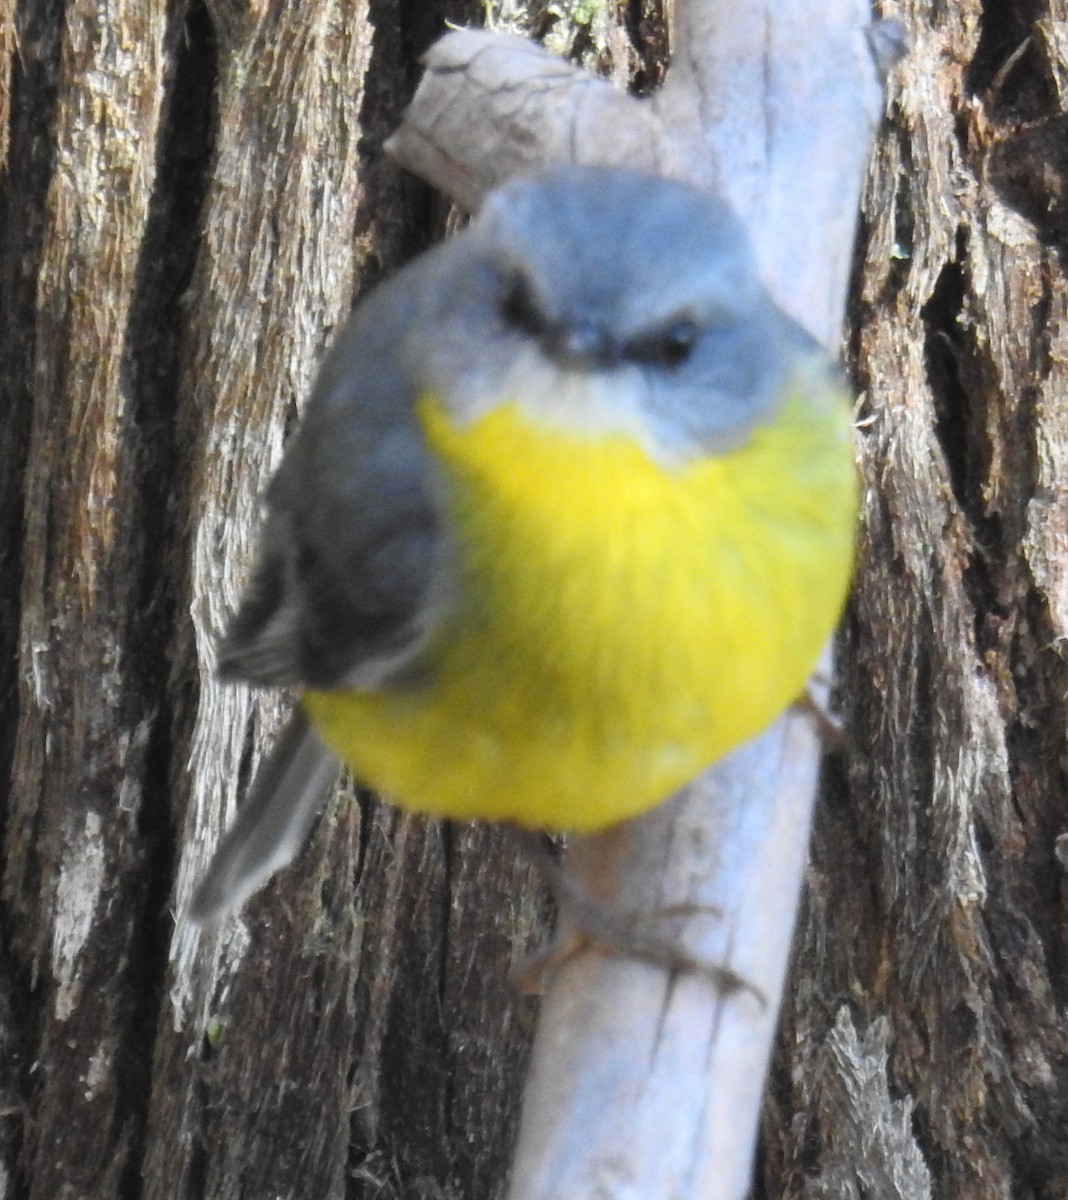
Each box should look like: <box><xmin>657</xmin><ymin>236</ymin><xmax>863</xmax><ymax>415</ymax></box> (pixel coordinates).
<box><xmin>189</xmin><ymin>708</ymin><xmax>340</xmax><ymax>924</ymax></box>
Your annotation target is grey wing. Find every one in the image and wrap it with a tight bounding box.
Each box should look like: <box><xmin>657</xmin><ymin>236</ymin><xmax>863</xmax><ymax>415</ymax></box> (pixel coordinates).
<box><xmin>216</xmin><ymin>432</ymin><xmax>440</xmax><ymax>690</ymax></box>
<box><xmin>217</xmin><ymin>270</ymin><xmax>445</xmax><ymax>691</ymax></box>
<box><xmin>192</xmin><ymin>263</ymin><xmax>447</xmax><ymax>924</ymax></box>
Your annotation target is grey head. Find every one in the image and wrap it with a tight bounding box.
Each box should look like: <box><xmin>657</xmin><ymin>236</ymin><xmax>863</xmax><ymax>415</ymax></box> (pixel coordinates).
<box><xmin>414</xmin><ymin>165</ymin><xmax>814</xmax><ymax>460</ymax></box>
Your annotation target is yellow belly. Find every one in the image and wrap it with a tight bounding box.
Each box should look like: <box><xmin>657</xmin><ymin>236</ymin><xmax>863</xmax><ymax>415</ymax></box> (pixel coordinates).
<box><xmin>304</xmin><ymin>375</ymin><xmax>856</xmax><ymax>831</ymax></box>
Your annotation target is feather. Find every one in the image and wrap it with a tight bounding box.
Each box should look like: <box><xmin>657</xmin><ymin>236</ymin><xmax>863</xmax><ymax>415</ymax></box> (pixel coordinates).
<box><xmin>189</xmin><ymin>710</ymin><xmax>340</xmax><ymax>924</ymax></box>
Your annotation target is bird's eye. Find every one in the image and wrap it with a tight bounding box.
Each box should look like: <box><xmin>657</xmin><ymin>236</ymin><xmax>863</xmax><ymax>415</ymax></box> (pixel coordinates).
<box><xmin>499</xmin><ymin>272</ymin><xmax>546</xmax><ymax>337</ymax></box>
<box><xmin>625</xmin><ymin>319</ymin><xmax>699</xmax><ymax>368</ymax></box>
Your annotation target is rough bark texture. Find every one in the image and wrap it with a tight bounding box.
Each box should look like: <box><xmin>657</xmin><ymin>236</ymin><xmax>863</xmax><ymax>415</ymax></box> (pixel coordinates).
<box><xmin>3</xmin><ymin>1</ymin><xmax>1067</xmax><ymax>1199</ymax></box>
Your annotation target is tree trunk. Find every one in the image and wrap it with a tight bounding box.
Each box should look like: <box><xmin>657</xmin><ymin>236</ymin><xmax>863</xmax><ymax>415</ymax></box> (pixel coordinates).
<box><xmin>2</xmin><ymin>1</ymin><xmax>1066</xmax><ymax>1199</ymax></box>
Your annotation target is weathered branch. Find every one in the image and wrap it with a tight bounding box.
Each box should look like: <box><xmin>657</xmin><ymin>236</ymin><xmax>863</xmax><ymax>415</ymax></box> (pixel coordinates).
<box><xmin>509</xmin><ymin>716</ymin><xmax>824</xmax><ymax>1199</ymax></box>
<box><xmin>385</xmin><ymin>31</ymin><xmax>669</xmax><ymax>211</ymax></box>
<box><xmin>389</xmin><ymin>4</ymin><xmax>895</xmax><ymax>1197</ymax></box>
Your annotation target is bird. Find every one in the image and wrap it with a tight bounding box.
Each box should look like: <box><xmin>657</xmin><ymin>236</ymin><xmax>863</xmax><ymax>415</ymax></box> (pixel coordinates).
<box><xmin>189</xmin><ymin>165</ymin><xmax>857</xmax><ymax>924</ymax></box>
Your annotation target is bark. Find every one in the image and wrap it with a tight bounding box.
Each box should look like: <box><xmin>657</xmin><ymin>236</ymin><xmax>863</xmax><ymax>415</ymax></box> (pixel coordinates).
<box><xmin>3</xmin><ymin>0</ymin><xmax>1067</xmax><ymax>1199</ymax></box>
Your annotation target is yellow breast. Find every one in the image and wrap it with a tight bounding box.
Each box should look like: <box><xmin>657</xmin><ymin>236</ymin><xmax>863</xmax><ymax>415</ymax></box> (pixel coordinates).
<box><xmin>304</xmin><ymin>371</ymin><xmax>856</xmax><ymax>830</ymax></box>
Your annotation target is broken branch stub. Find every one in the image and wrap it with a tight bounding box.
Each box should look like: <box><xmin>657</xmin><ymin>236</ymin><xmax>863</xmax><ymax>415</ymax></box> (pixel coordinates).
<box><xmin>385</xmin><ymin>30</ymin><xmax>668</xmax><ymax>212</ymax></box>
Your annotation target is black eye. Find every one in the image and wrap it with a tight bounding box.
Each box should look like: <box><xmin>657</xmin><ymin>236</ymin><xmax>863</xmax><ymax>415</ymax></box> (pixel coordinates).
<box><xmin>625</xmin><ymin>319</ymin><xmax>699</xmax><ymax>368</ymax></box>
<box><xmin>499</xmin><ymin>272</ymin><xmax>546</xmax><ymax>337</ymax></box>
